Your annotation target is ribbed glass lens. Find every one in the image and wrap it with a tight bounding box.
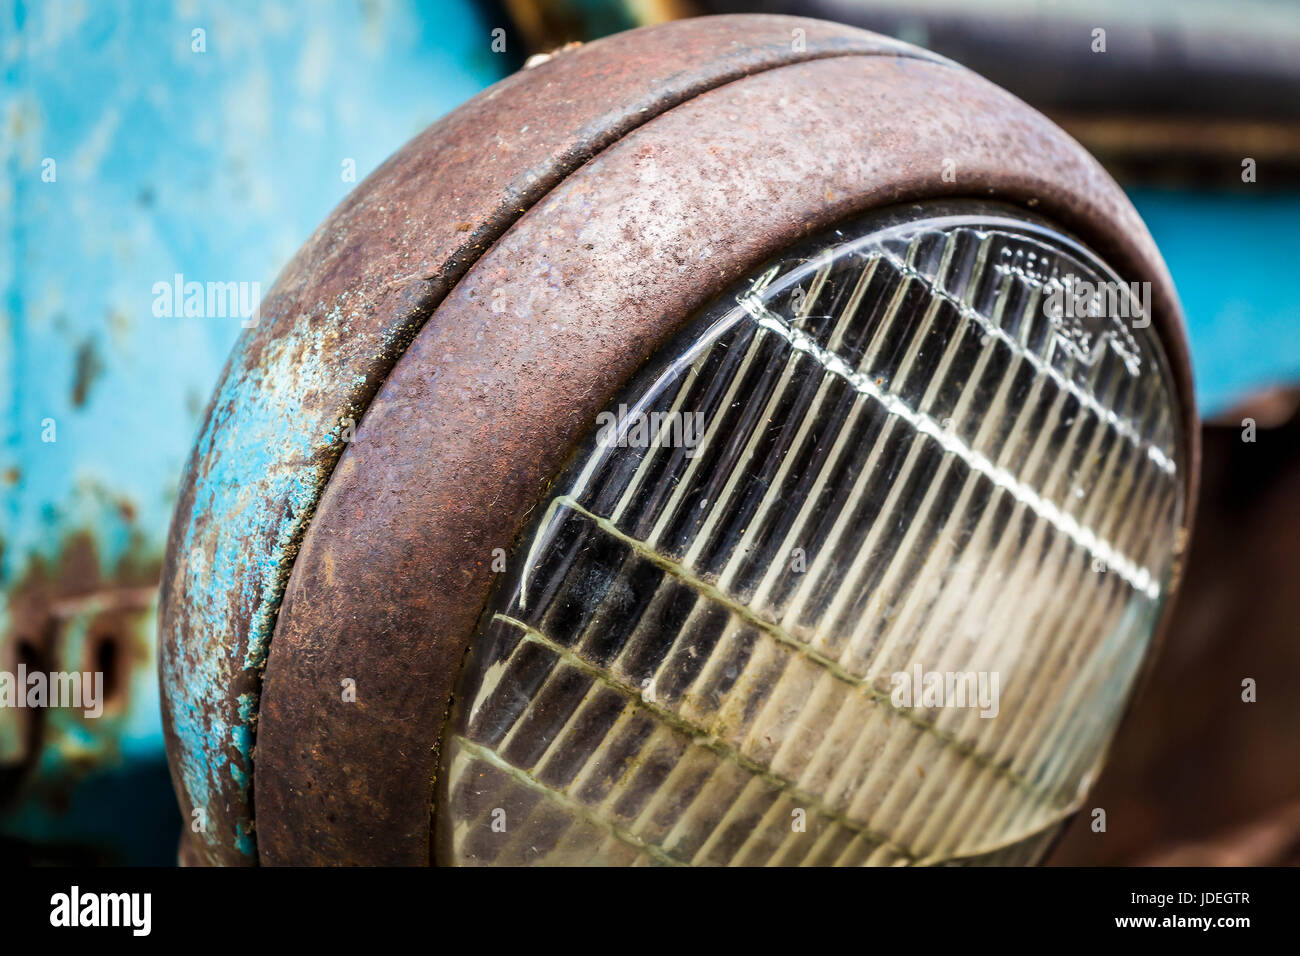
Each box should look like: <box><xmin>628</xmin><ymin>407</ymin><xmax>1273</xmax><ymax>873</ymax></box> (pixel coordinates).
<box><xmin>436</xmin><ymin>203</ymin><xmax>1186</xmax><ymax>866</ymax></box>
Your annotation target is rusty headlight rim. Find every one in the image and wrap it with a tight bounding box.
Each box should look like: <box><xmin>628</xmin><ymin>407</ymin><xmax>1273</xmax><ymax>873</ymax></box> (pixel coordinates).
<box><xmin>433</xmin><ymin>198</ymin><xmax>1190</xmax><ymax>866</ymax></box>
<box><xmin>162</xmin><ymin>17</ymin><xmax>1198</xmax><ymax>866</ymax></box>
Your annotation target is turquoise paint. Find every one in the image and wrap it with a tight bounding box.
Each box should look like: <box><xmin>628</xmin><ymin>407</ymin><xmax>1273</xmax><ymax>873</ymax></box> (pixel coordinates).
<box><xmin>1128</xmin><ymin>188</ymin><xmax>1300</xmax><ymax>415</ymax></box>
<box><xmin>160</xmin><ymin>281</ymin><xmax>422</xmax><ymax>857</ymax></box>
<box><xmin>2</xmin><ymin>0</ymin><xmax>508</xmax><ymax>860</ymax></box>
<box><xmin>7</xmin><ymin>0</ymin><xmax>1296</xmax><ymax>864</ymax></box>
<box><xmin>4</xmin><ymin>0</ymin><xmax>505</xmax><ymax>578</ymax></box>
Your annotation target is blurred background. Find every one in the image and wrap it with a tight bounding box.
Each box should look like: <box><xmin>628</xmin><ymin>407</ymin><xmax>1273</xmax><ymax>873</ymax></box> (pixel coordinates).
<box><xmin>2</xmin><ymin>0</ymin><xmax>1297</xmax><ymax>864</ymax></box>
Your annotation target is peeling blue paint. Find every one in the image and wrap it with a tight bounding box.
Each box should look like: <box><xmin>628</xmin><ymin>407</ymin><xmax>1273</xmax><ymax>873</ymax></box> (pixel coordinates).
<box><xmin>3</xmin><ymin>0</ymin><xmax>507</xmax><ymax>861</ymax></box>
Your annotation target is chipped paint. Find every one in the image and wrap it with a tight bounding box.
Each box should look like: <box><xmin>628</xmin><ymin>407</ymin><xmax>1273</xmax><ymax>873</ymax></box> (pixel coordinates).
<box><xmin>3</xmin><ymin>0</ymin><xmax>507</xmax><ymax>861</ymax></box>
<box><xmin>157</xmin><ymin>16</ymin><xmax>946</xmax><ymax>865</ymax></box>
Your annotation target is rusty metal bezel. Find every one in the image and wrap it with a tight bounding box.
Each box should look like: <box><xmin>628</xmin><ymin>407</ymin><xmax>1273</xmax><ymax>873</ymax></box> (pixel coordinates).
<box><xmin>158</xmin><ymin>13</ymin><xmax>940</xmax><ymax>866</ymax></box>
<box><xmin>160</xmin><ymin>16</ymin><xmax>1197</xmax><ymax>866</ymax></box>
<box><xmin>250</xmin><ymin>50</ymin><xmax>1197</xmax><ymax>863</ymax></box>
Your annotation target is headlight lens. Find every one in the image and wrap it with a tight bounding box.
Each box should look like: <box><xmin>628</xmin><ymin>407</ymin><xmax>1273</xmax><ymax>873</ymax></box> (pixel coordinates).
<box><xmin>436</xmin><ymin>202</ymin><xmax>1185</xmax><ymax>866</ymax></box>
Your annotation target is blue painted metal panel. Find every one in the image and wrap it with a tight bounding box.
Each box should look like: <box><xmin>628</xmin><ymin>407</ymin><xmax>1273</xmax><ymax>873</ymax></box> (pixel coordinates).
<box><xmin>1</xmin><ymin>0</ymin><xmax>508</xmax><ymax>863</ymax></box>
<box><xmin>1129</xmin><ymin>188</ymin><xmax>1300</xmax><ymax>416</ymax></box>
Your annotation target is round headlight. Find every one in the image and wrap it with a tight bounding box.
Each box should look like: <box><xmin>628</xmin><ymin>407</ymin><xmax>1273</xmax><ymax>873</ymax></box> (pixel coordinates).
<box><xmin>159</xmin><ymin>16</ymin><xmax>1196</xmax><ymax>866</ymax></box>
<box><xmin>437</xmin><ymin>203</ymin><xmax>1186</xmax><ymax>866</ymax></box>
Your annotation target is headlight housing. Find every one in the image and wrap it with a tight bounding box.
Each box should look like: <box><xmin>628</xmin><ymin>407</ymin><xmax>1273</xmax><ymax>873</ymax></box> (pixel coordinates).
<box><xmin>437</xmin><ymin>203</ymin><xmax>1186</xmax><ymax>866</ymax></box>
<box><xmin>159</xmin><ymin>16</ymin><xmax>1196</xmax><ymax>866</ymax></box>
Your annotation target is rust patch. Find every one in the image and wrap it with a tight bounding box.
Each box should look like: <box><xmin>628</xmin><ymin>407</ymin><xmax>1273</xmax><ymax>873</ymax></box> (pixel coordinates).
<box><xmin>158</xmin><ymin>14</ymin><xmax>944</xmax><ymax>865</ymax></box>
<box><xmin>254</xmin><ymin>53</ymin><xmax>1195</xmax><ymax>864</ymax></box>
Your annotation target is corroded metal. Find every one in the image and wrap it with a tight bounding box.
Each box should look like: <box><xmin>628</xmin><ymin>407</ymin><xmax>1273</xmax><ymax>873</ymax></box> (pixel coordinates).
<box><xmin>3</xmin><ymin>0</ymin><xmax>506</xmax><ymax>865</ymax></box>
<box><xmin>158</xmin><ymin>14</ymin><xmax>943</xmax><ymax>865</ymax></box>
<box><xmin>250</xmin><ymin>47</ymin><xmax>1197</xmax><ymax>862</ymax></box>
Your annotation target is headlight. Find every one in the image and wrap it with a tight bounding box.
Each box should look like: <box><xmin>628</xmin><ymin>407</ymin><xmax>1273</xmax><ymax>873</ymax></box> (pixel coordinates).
<box><xmin>437</xmin><ymin>203</ymin><xmax>1186</xmax><ymax>866</ymax></box>
<box><xmin>159</xmin><ymin>15</ymin><xmax>1196</xmax><ymax>866</ymax></box>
